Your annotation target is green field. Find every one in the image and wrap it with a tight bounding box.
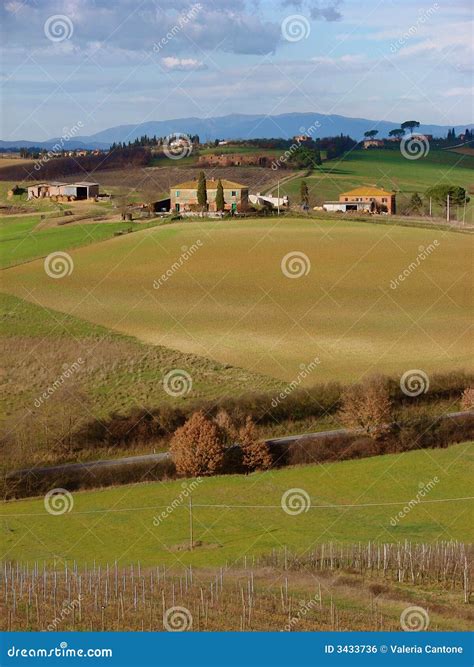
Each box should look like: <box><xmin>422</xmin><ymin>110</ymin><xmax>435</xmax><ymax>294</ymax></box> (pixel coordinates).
<box><xmin>0</xmin><ymin>212</ymin><xmax>165</xmax><ymax>268</ymax></box>
<box><xmin>277</xmin><ymin>149</ymin><xmax>474</xmax><ymax>223</ymax></box>
<box><xmin>2</xmin><ymin>217</ymin><xmax>471</xmax><ymax>384</ymax></box>
<box><xmin>1</xmin><ymin>443</ymin><xmax>472</xmax><ymax>567</ymax></box>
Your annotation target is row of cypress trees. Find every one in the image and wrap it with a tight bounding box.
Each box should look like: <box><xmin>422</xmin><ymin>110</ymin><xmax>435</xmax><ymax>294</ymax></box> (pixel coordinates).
<box><xmin>197</xmin><ymin>171</ymin><xmax>225</xmax><ymax>211</ymax></box>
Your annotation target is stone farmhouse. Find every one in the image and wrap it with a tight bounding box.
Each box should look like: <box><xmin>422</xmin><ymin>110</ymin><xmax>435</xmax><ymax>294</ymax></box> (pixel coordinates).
<box><xmin>170</xmin><ymin>179</ymin><xmax>249</xmax><ymax>213</ymax></box>
<box><xmin>323</xmin><ymin>187</ymin><xmax>396</xmax><ymax>214</ymax></box>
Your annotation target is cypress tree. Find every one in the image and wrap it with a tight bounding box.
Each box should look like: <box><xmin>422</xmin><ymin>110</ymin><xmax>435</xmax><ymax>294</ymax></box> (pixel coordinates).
<box><xmin>216</xmin><ymin>179</ymin><xmax>225</xmax><ymax>211</ymax></box>
<box><xmin>197</xmin><ymin>171</ymin><xmax>207</xmax><ymax>210</ymax></box>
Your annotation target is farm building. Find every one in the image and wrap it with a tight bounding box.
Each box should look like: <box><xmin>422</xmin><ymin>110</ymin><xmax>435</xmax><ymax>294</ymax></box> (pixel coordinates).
<box><xmin>197</xmin><ymin>153</ymin><xmax>273</xmax><ymax>168</ymax></box>
<box><xmin>362</xmin><ymin>139</ymin><xmax>384</xmax><ymax>149</ymax></box>
<box><xmin>323</xmin><ymin>187</ymin><xmax>396</xmax><ymax>214</ymax></box>
<box><xmin>27</xmin><ymin>181</ymin><xmax>99</xmax><ymax>201</ymax></box>
<box><xmin>170</xmin><ymin>179</ymin><xmax>249</xmax><ymax>213</ymax></box>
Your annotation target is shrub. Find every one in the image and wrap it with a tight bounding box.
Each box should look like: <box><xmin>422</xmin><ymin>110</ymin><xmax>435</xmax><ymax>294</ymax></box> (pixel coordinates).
<box><xmin>338</xmin><ymin>376</ymin><xmax>392</xmax><ymax>439</ymax></box>
<box><xmin>214</xmin><ymin>409</ymin><xmax>238</xmax><ymax>445</ymax></box>
<box><xmin>461</xmin><ymin>387</ymin><xmax>474</xmax><ymax>411</ymax></box>
<box><xmin>170</xmin><ymin>411</ymin><xmax>225</xmax><ymax>476</ymax></box>
<box><xmin>239</xmin><ymin>417</ymin><xmax>272</xmax><ymax>471</ymax></box>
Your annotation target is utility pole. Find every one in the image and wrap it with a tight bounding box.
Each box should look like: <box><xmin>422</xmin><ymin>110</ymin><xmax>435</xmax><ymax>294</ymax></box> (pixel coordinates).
<box><xmin>277</xmin><ymin>180</ymin><xmax>280</xmax><ymax>216</ymax></box>
<box><xmin>447</xmin><ymin>194</ymin><xmax>450</xmax><ymax>222</ymax></box>
<box><xmin>429</xmin><ymin>197</ymin><xmax>432</xmax><ymax>217</ymax></box>
<box><xmin>189</xmin><ymin>497</ymin><xmax>194</xmax><ymax>551</ymax></box>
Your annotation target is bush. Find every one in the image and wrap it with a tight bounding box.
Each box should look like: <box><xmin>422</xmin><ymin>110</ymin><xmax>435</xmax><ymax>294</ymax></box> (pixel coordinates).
<box><xmin>338</xmin><ymin>376</ymin><xmax>392</xmax><ymax>439</ymax></box>
<box><xmin>461</xmin><ymin>388</ymin><xmax>474</xmax><ymax>411</ymax></box>
<box><xmin>170</xmin><ymin>411</ymin><xmax>225</xmax><ymax>476</ymax></box>
<box><xmin>239</xmin><ymin>417</ymin><xmax>272</xmax><ymax>471</ymax></box>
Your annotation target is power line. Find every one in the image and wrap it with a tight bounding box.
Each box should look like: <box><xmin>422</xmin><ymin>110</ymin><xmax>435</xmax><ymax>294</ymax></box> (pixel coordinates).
<box><xmin>1</xmin><ymin>496</ymin><xmax>473</xmax><ymax>518</ymax></box>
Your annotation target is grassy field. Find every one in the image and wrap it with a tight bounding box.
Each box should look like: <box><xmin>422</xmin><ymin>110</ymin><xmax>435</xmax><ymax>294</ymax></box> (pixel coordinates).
<box><xmin>1</xmin><ymin>442</ymin><xmax>472</xmax><ymax>567</ymax></box>
<box><xmin>0</xmin><ymin>212</ymin><xmax>166</xmax><ymax>268</ymax></box>
<box><xmin>0</xmin><ymin>292</ymin><xmax>281</xmax><ymax>467</ymax></box>
<box><xmin>276</xmin><ymin>149</ymin><xmax>474</xmax><ymax>223</ymax></box>
<box><xmin>2</xmin><ymin>217</ymin><xmax>471</xmax><ymax>384</ymax></box>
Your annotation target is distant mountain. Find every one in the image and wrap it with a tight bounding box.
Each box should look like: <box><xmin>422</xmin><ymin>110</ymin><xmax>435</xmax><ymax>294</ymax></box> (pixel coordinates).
<box><xmin>2</xmin><ymin>113</ymin><xmax>473</xmax><ymax>148</ymax></box>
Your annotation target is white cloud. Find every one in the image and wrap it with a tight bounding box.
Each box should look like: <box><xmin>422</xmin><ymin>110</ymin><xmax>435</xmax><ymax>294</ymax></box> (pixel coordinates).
<box><xmin>161</xmin><ymin>57</ymin><xmax>207</xmax><ymax>71</ymax></box>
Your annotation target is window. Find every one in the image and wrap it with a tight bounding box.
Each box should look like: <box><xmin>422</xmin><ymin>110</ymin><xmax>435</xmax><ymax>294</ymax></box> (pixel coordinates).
<box><xmin>231</xmin><ymin>190</ymin><xmax>237</xmax><ymax>197</ymax></box>
<box><xmin>345</xmin><ymin>198</ymin><xmax>348</xmax><ymax>201</ymax></box>
<box><xmin>382</xmin><ymin>198</ymin><xmax>387</xmax><ymax>202</ymax></box>
<box><xmin>175</xmin><ymin>190</ymin><xmax>180</xmax><ymax>197</ymax></box>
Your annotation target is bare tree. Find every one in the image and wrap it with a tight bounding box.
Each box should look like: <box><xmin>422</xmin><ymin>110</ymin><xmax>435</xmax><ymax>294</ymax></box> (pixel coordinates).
<box><xmin>239</xmin><ymin>416</ymin><xmax>272</xmax><ymax>471</ymax></box>
<box><xmin>338</xmin><ymin>376</ymin><xmax>392</xmax><ymax>440</ymax></box>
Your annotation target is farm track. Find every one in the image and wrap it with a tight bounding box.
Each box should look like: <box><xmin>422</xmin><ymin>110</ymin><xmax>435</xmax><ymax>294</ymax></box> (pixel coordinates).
<box><xmin>8</xmin><ymin>411</ymin><xmax>471</xmax><ymax>479</ymax></box>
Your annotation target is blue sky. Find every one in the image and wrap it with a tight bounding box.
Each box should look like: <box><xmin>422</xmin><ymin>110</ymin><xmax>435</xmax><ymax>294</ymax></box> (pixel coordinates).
<box><xmin>1</xmin><ymin>0</ymin><xmax>472</xmax><ymax>140</ymax></box>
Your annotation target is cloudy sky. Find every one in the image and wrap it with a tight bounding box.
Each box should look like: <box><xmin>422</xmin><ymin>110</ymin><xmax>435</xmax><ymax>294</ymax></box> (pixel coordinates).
<box><xmin>1</xmin><ymin>0</ymin><xmax>472</xmax><ymax>140</ymax></box>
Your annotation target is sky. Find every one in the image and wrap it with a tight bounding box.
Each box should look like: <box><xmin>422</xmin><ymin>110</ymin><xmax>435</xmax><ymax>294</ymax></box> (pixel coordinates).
<box><xmin>1</xmin><ymin>0</ymin><xmax>473</xmax><ymax>140</ymax></box>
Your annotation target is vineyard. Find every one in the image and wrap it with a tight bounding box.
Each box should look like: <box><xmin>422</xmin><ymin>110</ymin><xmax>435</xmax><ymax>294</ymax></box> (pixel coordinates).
<box><xmin>2</xmin><ymin>541</ymin><xmax>472</xmax><ymax>632</ymax></box>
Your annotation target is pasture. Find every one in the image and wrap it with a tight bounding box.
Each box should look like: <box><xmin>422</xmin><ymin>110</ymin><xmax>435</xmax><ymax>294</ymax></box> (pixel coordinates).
<box><xmin>2</xmin><ymin>217</ymin><xmax>471</xmax><ymax>384</ymax></box>
<box><xmin>1</xmin><ymin>443</ymin><xmax>472</xmax><ymax>567</ymax></box>
<box><xmin>277</xmin><ymin>149</ymin><xmax>474</xmax><ymax>223</ymax></box>
<box><xmin>0</xmin><ymin>212</ymin><xmax>163</xmax><ymax>268</ymax></box>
